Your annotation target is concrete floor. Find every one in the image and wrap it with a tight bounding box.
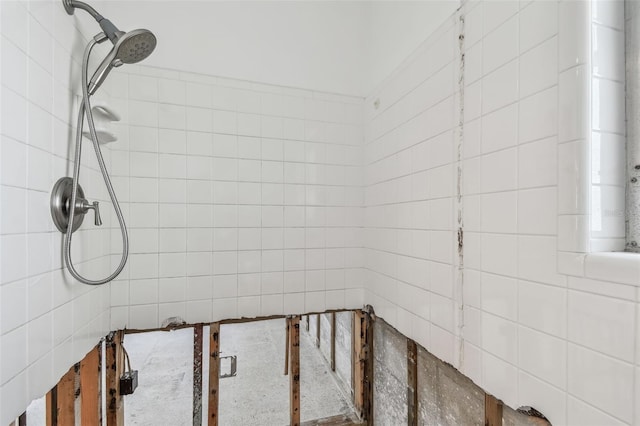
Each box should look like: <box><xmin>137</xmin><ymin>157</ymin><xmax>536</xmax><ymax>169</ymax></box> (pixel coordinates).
<box><xmin>124</xmin><ymin>319</ymin><xmax>354</xmax><ymax>425</ymax></box>
<box><xmin>25</xmin><ymin>318</ymin><xmax>355</xmax><ymax>425</ymax></box>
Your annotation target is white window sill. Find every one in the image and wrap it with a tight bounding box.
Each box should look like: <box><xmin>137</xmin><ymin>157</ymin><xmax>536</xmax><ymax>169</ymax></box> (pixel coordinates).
<box><xmin>583</xmin><ymin>252</ymin><xmax>640</xmax><ymax>286</ymax></box>
<box><xmin>559</xmin><ymin>250</ymin><xmax>640</xmax><ymax>287</ymax></box>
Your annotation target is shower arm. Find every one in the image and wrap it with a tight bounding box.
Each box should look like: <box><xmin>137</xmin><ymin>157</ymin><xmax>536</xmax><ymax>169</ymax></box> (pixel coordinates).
<box><xmin>63</xmin><ymin>0</ymin><xmax>101</xmax><ymax>19</ymax></box>
<box><xmin>63</xmin><ymin>0</ymin><xmax>123</xmax><ymax>43</ymax></box>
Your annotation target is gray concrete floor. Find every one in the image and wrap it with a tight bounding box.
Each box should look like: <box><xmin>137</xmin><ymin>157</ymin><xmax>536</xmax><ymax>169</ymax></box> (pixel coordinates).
<box><xmin>124</xmin><ymin>319</ymin><xmax>354</xmax><ymax>425</ymax></box>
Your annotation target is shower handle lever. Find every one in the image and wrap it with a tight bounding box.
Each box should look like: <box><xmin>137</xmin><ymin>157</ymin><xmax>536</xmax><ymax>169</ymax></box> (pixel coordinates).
<box><xmin>80</xmin><ymin>199</ymin><xmax>102</xmax><ymax>226</ymax></box>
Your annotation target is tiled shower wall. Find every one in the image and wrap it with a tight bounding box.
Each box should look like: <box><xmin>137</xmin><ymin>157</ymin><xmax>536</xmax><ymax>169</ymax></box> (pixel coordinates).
<box><xmin>105</xmin><ymin>66</ymin><xmax>365</xmax><ymax>330</ymax></box>
<box><xmin>1</xmin><ymin>0</ymin><xmax>638</xmax><ymax>424</ymax></box>
<box><xmin>364</xmin><ymin>1</ymin><xmax>640</xmax><ymax>425</ymax></box>
<box><xmin>0</xmin><ymin>1</ymin><xmax>114</xmax><ymax>422</ymax></box>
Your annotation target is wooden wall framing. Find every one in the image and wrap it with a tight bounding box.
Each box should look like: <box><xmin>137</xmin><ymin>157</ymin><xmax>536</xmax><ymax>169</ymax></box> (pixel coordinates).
<box><xmin>352</xmin><ymin>309</ymin><xmax>373</xmax><ymax>423</ymax></box>
<box><xmin>46</xmin><ymin>346</ymin><xmax>102</xmax><ymax>426</ymax></box>
<box><xmin>407</xmin><ymin>339</ymin><xmax>418</xmax><ymax>426</ymax></box>
<box><xmin>36</xmin><ymin>308</ymin><xmax>372</xmax><ymax>426</ymax></box>
<box><xmin>80</xmin><ymin>344</ymin><xmax>102</xmax><ymax>426</ymax></box>
<box><xmin>105</xmin><ymin>331</ymin><xmax>124</xmax><ymax>425</ymax></box>
<box><xmin>289</xmin><ymin>315</ymin><xmax>301</xmax><ymax>426</ymax></box>
<box><xmin>208</xmin><ymin>322</ymin><xmax>221</xmax><ymax>426</ymax></box>
<box><xmin>485</xmin><ymin>394</ymin><xmax>504</xmax><ymax>426</ymax></box>
<box><xmin>45</xmin><ymin>365</ymin><xmax>76</xmax><ymax>426</ymax></box>
<box><xmin>193</xmin><ymin>324</ymin><xmax>204</xmax><ymax>426</ymax></box>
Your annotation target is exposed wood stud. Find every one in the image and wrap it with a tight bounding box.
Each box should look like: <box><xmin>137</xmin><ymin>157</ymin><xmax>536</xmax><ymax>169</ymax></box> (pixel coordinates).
<box><xmin>306</xmin><ymin>315</ymin><xmax>310</xmax><ymax>331</ymax></box>
<box><xmin>407</xmin><ymin>340</ymin><xmax>418</xmax><ymax>426</ymax></box>
<box><xmin>352</xmin><ymin>310</ymin><xmax>365</xmax><ymax>416</ymax></box>
<box><xmin>330</xmin><ymin>312</ymin><xmax>336</xmax><ymax>371</ymax></box>
<box><xmin>290</xmin><ymin>315</ymin><xmax>301</xmax><ymax>426</ymax></box>
<box><xmin>106</xmin><ymin>331</ymin><xmax>124</xmax><ymax>426</ymax></box>
<box><xmin>18</xmin><ymin>412</ymin><xmax>26</xmax><ymax>426</ymax></box>
<box><xmin>193</xmin><ymin>324</ymin><xmax>204</xmax><ymax>426</ymax></box>
<box><xmin>57</xmin><ymin>365</ymin><xmax>76</xmax><ymax>426</ymax></box>
<box><xmin>99</xmin><ymin>342</ymin><xmax>103</xmax><ymax>426</ymax></box>
<box><xmin>80</xmin><ymin>345</ymin><xmax>101</xmax><ymax>426</ymax></box>
<box><xmin>485</xmin><ymin>393</ymin><xmax>503</xmax><ymax>426</ymax></box>
<box><xmin>363</xmin><ymin>311</ymin><xmax>374</xmax><ymax>424</ymax></box>
<box><xmin>350</xmin><ymin>313</ymin><xmax>355</xmax><ymax>399</ymax></box>
<box><xmin>46</xmin><ymin>387</ymin><xmax>57</xmax><ymax>426</ymax></box>
<box><xmin>316</xmin><ymin>314</ymin><xmax>321</xmax><ymax>348</ymax></box>
<box><xmin>284</xmin><ymin>317</ymin><xmax>291</xmax><ymax>375</ymax></box>
<box><xmin>208</xmin><ymin>322</ymin><xmax>221</xmax><ymax>426</ymax></box>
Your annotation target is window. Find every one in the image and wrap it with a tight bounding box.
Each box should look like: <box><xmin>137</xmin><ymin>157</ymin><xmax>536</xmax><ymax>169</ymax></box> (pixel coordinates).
<box><xmin>626</xmin><ymin>0</ymin><xmax>640</xmax><ymax>252</ymax></box>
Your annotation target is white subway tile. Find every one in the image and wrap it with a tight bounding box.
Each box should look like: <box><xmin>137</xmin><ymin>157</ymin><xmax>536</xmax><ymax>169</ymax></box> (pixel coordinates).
<box><xmin>482</xmin><ymin>103</ymin><xmax>518</xmax><ymax>154</ymax></box>
<box><xmin>517</xmin><ymin>187</ymin><xmax>557</xmax><ymax>235</ymax></box>
<box><xmin>129</xmin><ymin>100</ymin><xmax>158</xmax><ymax>127</ymax></box>
<box><xmin>481</xmin><ymin>272</ymin><xmax>518</xmax><ymax>321</ymax></box>
<box><xmin>186</xmin><ymin>82</ymin><xmax>211</xmax><ymax>108</ymax></box>
<box><xmin>592</xmin><ymin>25</ymin><xmax>624</xmax><ymax>81</ymax></box>
<box><xmin>158</xmin><ymin>79</ymin><xmax>186</xmax><ymax>105</ymax></box>
<box><xmin>483</xmin><ymin>1</ymin><xmax>519</xmax><ymax>36</ymax></box>
<box><xmin>568</xmin><ymin>290</ymin><xmax>635</xmax><ymax>362</ymax></box>
<box><xmin>482</xmin><ymin>352</ymin><xmax>518</xmax><ymax>408</ymax></box>
<box><xmin>518</xmin><ymin>136</ymin><xmax>557</xmax><ymax>188</ymax></box>
<box><xmin>567</xmin><ymin>396</ymin><xmax>626</xmax><ymax>426</ymax></box>
<box><xmin>594</xmin><ymin>0</ymin><xmax>624</xmax><ymax>29</ymax></box>
<box><xmin>559</xmin><ymin>0</ymin><xmax>590</xmax><ymax>71</ymax></box>
<box><xmin>480</xmin><ymin>191</ymin><xmax>517</xmax><ymax>234</ymax></box>
<box><xmin>558</xmin><ymin>139</ymin><xmax>590</xmax><ymax>215</ymax></box>
<box><xmin>519</xmin><ymin>326</ymin><xmax>567</xmax><ymax>389</ymax></box>
<box><xmin>480</xmin><ymin>148</ymin><xmax>518</xmax><ymax>193</ymax></box>
<box><xmin>520</xmin><ymin>37</ymin><xmax>558</xmax><ymax>98</ymax></box>
<box><xmin>483</xmin><ymin>15</ymin><xmax>519</xmax><ymax>74</ymax></box>
<box><xmin>558</xmin><ymin>65</ymin><xmax>589</xmax><ymax>142</ymax></box>
<box><xmin>481</xmin><ymin>233</ymin><xmax>517</xmax><ymax>277</ymax></box>
<box><xmin>482</xmin><ymin>60</ymin><xmax>518</xmax><ymax>114</ymax></box>
<box><xmin>567</xmin><ymin>344</ymin><xmax>634</xmax><ymax>423</ymax></box>
<box><xmin>519</xmin><ymin>86</ymin><xmax>558</xmax><ymax>144</ymax></box>
<box><xmin>520</xmin><ymin>0</ymin><xmax>558</xmax><ymax>53</ymax></box>
<box><xmin>518</xmin><ymin>236</ymin><xmax>566</xmax><ymax>286</ymax></box>
<box><xmin>129</xmin><ymin>75</ymin><xmax>158</xmax><ymax>102</ymax></box>
<box><xmin>592</xmin><ymin>78</ymin><xmax>624</xmax><ymax>134</ymax></box>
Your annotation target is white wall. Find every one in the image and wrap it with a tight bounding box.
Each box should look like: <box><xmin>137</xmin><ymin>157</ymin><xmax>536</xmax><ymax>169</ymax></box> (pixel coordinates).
<box><xmin>0</xmin><ymin>0</ymin><xmax>455</xmax><ymax>420</ymax></box>
<box><xmin>98</xmin><ymin>1</ymin><xmax>459</xmax><ymax>97</ymax></box>
<box><xmin>105</xmin><ymin>66</ymin><xmax>365</xmax><ymax>330</ymax></box>
<box><xmin>363</xmin><ymin>1</ymin><xmax>640</xmax><ymax>425</ymax></box>
<box><xmin>0</xmin><ymin>1</ymin><xmax>114</xmax><ymax>423</ymax></box>
<box><xmin>365</xmin><ymin>0</ymin><xmax>460</xmax><ymax>93</ymax></box>
<box><xmin>99</xmin><ymin>1</ymin><xmax>369</xmax><ymax>96</ymax></box>
<box><xmin>3</xmin><ymin>0</ymin><xmax>639</xmax><ymax>424</ymax></box>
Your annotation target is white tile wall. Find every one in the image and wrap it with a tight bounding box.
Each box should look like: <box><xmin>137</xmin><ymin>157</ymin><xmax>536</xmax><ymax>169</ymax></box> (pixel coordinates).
<box><xmin>106</xmin><ymin>66</ymin><xmax>365</xmax><ymax>330</ymax></box>
<box><xmin>364</xmin><ymin>0</ymin><xmax>640</xmax><ymax>424</ymax></box>
<box><xmin>0</xmin><ymin>1</ymin><xmax>113</xmax><ymax>423</ymax></box>
<box><xmin>2</xmin><ymin>0</ymin><xmax>639</xmax><ymax>423</ymax></box>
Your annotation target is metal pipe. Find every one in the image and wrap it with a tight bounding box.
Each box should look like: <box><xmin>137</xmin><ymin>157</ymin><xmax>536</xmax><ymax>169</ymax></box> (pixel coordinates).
<box><xmin>64</xmin><ymin>0</ymin><xmax>102</xmax><ymax>19</ymax></box>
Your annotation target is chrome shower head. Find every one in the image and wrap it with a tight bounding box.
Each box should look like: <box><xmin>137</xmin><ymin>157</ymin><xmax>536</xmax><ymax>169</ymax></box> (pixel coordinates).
<box><xmin>62</xmin><ymin>0</ymin><xmax>156</xmax><ymax>95</ymax></box>
<box><xmin>113</xmin><ymin>29</ymin><xmax>157</xmax><ymax>64</ymax></box>
<box><xmin>88</xmin><ymin>29</ymin><xmax>157</xmax><ymax>95</ymax></box>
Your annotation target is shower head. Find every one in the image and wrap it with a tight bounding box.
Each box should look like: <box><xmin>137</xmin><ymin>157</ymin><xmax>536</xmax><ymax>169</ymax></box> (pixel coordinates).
<box><xmin>112</xmin><ymin>29</ymin><xmax>157</xmax><ymax>64</ymax></box>
<box><xmin>62</xmin><ymin>0</ymin><xmax>156</xmax><ymax>95</ymax></box>
<box><xmin>88</xmin><ymin>29</ymin><xmax>157</xmax><ymax>95</ymax></box>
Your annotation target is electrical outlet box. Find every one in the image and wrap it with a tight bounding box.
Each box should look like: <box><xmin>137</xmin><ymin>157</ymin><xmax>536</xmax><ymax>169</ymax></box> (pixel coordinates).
<box><xmin>120</xmin><ymin>370</ymin><xmax>138</xmax><ymax>395</ymax></box>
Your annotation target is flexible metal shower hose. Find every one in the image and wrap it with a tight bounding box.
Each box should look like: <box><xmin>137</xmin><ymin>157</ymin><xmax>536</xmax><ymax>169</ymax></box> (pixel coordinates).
<box><xmin>64</xmin><ymin>35</ymin><xmax>129</xmax><ymax>285</ymax></box>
